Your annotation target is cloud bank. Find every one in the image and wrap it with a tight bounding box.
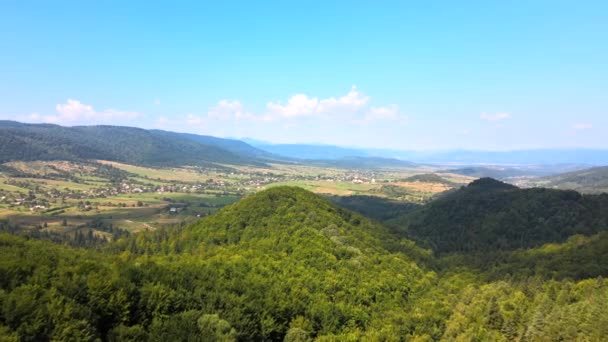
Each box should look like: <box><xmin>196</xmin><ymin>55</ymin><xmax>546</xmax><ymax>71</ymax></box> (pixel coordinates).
<box><xmin>24</xmin><ymin>99</ymin><xmax>142</xmax><ymax>125</ymax></box>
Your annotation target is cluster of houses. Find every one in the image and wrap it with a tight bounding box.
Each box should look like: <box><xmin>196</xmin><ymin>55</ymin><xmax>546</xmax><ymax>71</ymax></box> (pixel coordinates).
<box><xmin>0</xmin><ymin>192</ymin><xmax>50</xmax><ymax>211</ymax></box>
<box><xmin>310</xmin><ymin>171</ymin><xmax>379</xmax><ymax>184</ymax></box>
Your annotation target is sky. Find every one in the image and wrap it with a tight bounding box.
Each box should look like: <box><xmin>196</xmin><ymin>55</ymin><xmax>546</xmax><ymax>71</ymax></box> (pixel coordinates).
<box><xmin>1</xmin><ymin>0</ymin><xmax>607</xmax><ymax>150</ymax></box>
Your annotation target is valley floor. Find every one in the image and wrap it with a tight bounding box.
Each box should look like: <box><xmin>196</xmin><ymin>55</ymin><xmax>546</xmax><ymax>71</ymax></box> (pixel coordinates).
<box><xmin>0</xmin><ymin>159</ymin><xmax>471</xmax><ymax>244</ymax></box>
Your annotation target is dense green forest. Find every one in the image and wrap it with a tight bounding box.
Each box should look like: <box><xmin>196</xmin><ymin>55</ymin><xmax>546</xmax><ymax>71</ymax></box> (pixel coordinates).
<box><xmin>328</xmin><ymin>195</ymin><xmax>419</xmax><ymax>222</ymax></box>
<box><xmin>1</xmin><ymin>185</ymin><xmax>607</xmax><ymax>341</ymax></box>
<box><xmin>390</xmin><ymin>178</ymin><xmax>608</xmax><ymax>253</ymax></box>
<box><xmin>0</xmin><ymin>121</ymin><xmax>267</xmax><ymax>167</ymax></box>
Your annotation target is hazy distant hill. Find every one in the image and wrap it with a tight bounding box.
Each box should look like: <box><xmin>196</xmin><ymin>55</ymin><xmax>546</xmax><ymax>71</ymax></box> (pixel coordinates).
<box><xmin>533</xmin><ymin>166</ymin><xmax>608</xmax><ymax>193</ymax></box>
<box><xmin>439</xmin><ymin>166</ymin><xmax>534</xmax><ymax>179</ymax></box>
<box><xmin>0</xmin><ymin>121</ymin><xmax>266</xmax><ymax>167</ymax></box>
<box><xmin>311</xmin><ymin>156</ymin><xmax>417</xmax><ymax>169</ymax></box>
<box><xmin>251</xmin><ymin>140</ymin><xmax>608</xmax><ymax>165</ymax></box>
<box><xmin>252</xmin><ymin>143</ymin><xmax>369</xmax><ymax>160</ymax></box>
<box><xmin>384</xmin><ymin>149</ymin><xmax>608</xmax><ymax>165</ymax></box>
<box><xmin>437</xmin><ymin>165</ymin><xmax>585</xmax><ymax>179</ymax></box>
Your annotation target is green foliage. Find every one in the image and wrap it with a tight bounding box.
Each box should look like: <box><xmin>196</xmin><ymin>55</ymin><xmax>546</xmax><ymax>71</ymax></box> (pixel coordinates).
<box><xmin>0</xmin><ymin>185</ymin><xmax>607</xmax><ymax>341</ymax></box>
<box><xmin>392</xmin><ymin>178</ymin><xmax>608</xmax><ymax>253</ymax></box>
<box><xmin>0</xmin><ymin>187</ymin><xmax>435</xmax><ymax>340</ymax></box>
<box><xmin>441</xmin><ymin>232</ymin><xmax>608</xmax><ymax>281</ymax></box>
<box><xmin>441</xmin><ymin>278</ymin><xmax>608</xmax><ymax>341</ymax></box>
<box><xmin>327</xmin><ymin>195</ymin><xmax>419</xmax><ymax>222</ymax></box>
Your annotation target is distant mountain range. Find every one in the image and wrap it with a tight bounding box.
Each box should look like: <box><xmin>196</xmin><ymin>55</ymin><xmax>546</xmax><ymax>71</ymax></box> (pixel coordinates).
<box><xmin>438</xmin><ymin>164</ymin><xmax>590</xmax><ymax>180</ymax></box>
<box><xmin>308</xmin><ymin>156</ymin><xmax>417</xmax><ymax>169</ymax></box>
<box><xmin>379</xmin><ymin>149</ymin><xmax>608</xmax><ymax>165</ymax></box>
<box><xmin>2</xmin><ymin>121</ymin><xmax>608</xmax><ymax>170</ymax></box>
<box><xmin>247</xmin><ymin>142</ymin><xmax>369</xmax><ymax>160</ymax></box>
<box><xmin>247</xmin><ymin>140</ymin><xmax>608</xmax><ymax>165</ymax></box>
<box><xmin>0</xmin><ymin>121</ymin><xmax>419</xmax><ymax>169</ymax></box>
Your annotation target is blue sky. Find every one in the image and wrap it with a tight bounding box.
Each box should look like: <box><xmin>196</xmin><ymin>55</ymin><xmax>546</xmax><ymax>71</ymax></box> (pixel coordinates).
<box><xmin>1</xmin><ymin>0</ymin><xmax>606</xmax><ymax>150</ymax></box>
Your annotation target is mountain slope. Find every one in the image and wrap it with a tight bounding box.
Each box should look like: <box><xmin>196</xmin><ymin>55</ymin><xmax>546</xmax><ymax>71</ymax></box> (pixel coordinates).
<box><xmin>389</xmin><ymin>178</ymin><xmax>608</xmax><ymax>253</ymax></box>
<box><xmin>107</xmin><ymin>186</ymin><xmax>434</xmax><ymax>339</ymax></box>
<box><xmin>533</xmin><ymin>166</ymin><xmax>608</xmax><ymax>194</ymax></box>
<box><xmin>0</xmin><ymin>121</ymin><xmax>264</xmax><ymax>167</ymax></box>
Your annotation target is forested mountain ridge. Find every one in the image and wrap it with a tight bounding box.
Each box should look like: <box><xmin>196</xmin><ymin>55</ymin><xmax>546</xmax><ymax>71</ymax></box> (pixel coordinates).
<box><xmin>388</xmin><ymin>178</ymin><xmax>608</xmax><ymax>253</ymax></box>
<box><xmin>150</xmin><ymin>130</ymin><xmax>279</xmax><ymax>160</ymax></box>
<box><xmin>0</xmin><ymin>121</ymin><xmax>266</xmax><ymax>167</ymax></box>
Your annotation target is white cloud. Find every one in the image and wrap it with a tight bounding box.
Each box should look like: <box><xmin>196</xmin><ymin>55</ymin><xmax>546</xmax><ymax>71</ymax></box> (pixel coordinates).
<box><xmin>480</xmin><ymin>112</ymin><xmax>511</xmax><ymax>121</ymax></box>
<box><xmin>572</xmin><ymin>123</ymin><xmax>593</xmax><ymax>130</ymax></box>
<box><xmin>166</xmin><ymin>101</ymin><xmax>253</xmax><ymax>132</ymax></box>
<box><xmin>356</xmin><ymin>105</ymin><xmax>407</xmax><ymax>125</ymax></box>
<box><xmin>186</xmin><ymin>113</ymin><xmax>204</xmax><ymax>125</ymax></box>
<box><xmin>153</xmin><ymin>99</ymin><xmax>161</xmax><ymax>105</ymax></box>
<box><xmin>267</xmin><ymin>94</ymin><xmax>319</xmax><ymax>118</ymax></box>
<box><xmin>154</xmin><ymin>87</ymin><xmax>403</xmax><ymax>136</ymax></box>
<box><xmin>265</xmin><ymin>85</ymin><xmax>370</xmax><ymax>120</ymax></box>
<box><xmin>208</xmin><ymin>100</ymin><xmax>253</xmax><ymax>121</ymax></box>
<box><xmin>55</xmin><ymin>99</ymin><xmax>95</xmax><ymax>119</ymax></box>
<box><xmin>317</xmin><ymin>86</ymin><xmax>370</xmax><ymax>113</ymax></box>
<box><xmin>27</xmin><ymin>99</ymin><xmax>143</xmax><ymax>124</ymax></box>
<box><xmin>157</xmin><ymin>116</ymin><xmax>171</xmax><ymax>125</ymax></box>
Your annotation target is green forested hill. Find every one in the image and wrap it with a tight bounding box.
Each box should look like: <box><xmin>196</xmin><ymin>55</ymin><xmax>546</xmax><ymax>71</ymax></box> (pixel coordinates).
<box><xmin>0</xmin><ymin>187</ymin><xmax>436</xmax><ymax>340</ymax></box>
<box><xmin>0</xmin><ymin>121</ymin><xmax>264</xmax><ymax>166</ymax></box>
<box><xmin>390</xmin><ymin>178</ymin><xmax>608</xmax><ymax>253</ymax></box>
<box><xmin>1</xmin><ymin>186</ymin><xmax>608</xmax><ymax>341</ymax></box>
<box><xmin>400</xmin><ymin>173</ymin><xmax>457</xmax><ymax>186</ymax></box>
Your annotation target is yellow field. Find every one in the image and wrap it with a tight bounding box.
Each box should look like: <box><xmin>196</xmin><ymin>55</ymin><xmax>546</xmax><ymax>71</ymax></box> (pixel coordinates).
<box><xmin>394</xmin><ymin>181</ymin><xmax>452</xmax><ymax>193</ymax></box>
<box><xmin>97</xmin><ymin>160</ymin><xmax>212</xmax><ymax>182</ymax></box>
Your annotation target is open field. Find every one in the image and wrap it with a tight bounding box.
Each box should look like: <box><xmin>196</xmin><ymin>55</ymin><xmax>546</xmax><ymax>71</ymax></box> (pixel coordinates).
<box><xmin>393</xmin><ymin>181</ymin><xmax>452</xmax><ymax>193</ymax></box>
<box><xmin>97</xmin><ymin>160</ymin><xmax>211</xmax><ymax>182</ymax></box>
